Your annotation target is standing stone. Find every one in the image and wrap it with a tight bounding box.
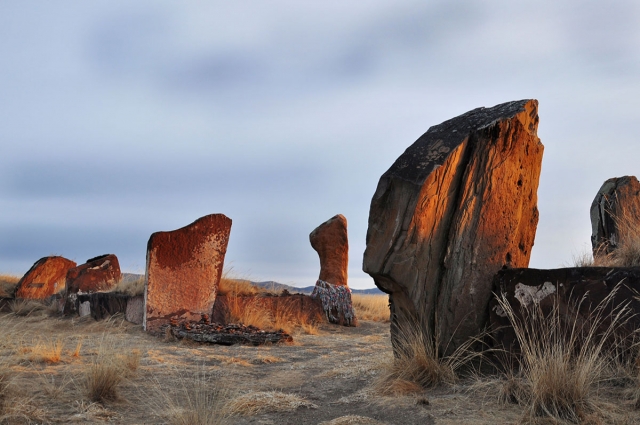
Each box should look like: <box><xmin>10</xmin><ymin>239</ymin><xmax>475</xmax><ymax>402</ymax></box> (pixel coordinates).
<box><xmin>310</xmin><ymin>214</ymin><xmax>349</xmax><ymax>287</ymax></box>
<box><xmin>363</xmin><ymin>100</ymin><xmax>543</xmax><ymax>355</ymax></box>
<box><xmin>144</xmin><ymin>214</ymin><xmax>232</xmax><ymax>333</ymax></box>
<box><xmin>309</xmin><ymin>215</ymin><xmax>356</xmax><ymax>325</ymax></box>
<box><xmin>590</xmin><ymin>176</ymin><xmax>640</xmax><ymax>256</ymax></box>
<box><xmin>15</xmin><ymin>256</ymin><xmax>77</xmax><ymax>299</ymax></box>
<box><xmin>66</xmin><ymin>254</ymin><xmax>122</xmax><ymax>294</ymax></box>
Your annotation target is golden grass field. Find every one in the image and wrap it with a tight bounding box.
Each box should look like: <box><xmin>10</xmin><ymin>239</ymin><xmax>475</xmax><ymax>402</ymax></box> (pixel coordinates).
<box><xmin>1</xmin><ymin>274</ymin><xmax>640</xmax><ymax>424</ymax></box>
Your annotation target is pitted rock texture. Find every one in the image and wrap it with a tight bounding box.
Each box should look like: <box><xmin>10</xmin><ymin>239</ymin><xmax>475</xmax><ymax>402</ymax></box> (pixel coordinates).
<box><xmin>590</xmin><ymin>175</ymin><xmax>640</xmax><ymax>256</ymax></box>
<box><xmin>490</xmin><ymin>267</ymin><xmax>640</xmax><ymax>354</ymax></box>
<box><xmin>145</xmin><ymin>214</ymin><xmax>232</xmax><ymax>333</ymax></box>
<box><xmin>309</xmin><ymin>214</ymin><xmax>349</xmax><ymax>287</ymax></box>
<box><xmin>66</xmin><ymin>254</ymin><xmax>122</xmax><ymax>294</ymax></box>
<box><xmin>363</xmin><ymin>99</ymin><xmax>543</xmax><ymax>355</ymax></box>
<box><xmin>15</xmin><ymin>256</ymin><xmax>77</xmax><ymax>299</ymax></box>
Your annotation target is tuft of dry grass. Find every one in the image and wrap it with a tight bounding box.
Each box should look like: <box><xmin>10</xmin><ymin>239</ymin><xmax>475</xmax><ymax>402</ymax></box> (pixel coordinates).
<box><xmin>0</xmin><ymin>274</ymin><xmax>19</xmax><ymax>298</ymax></box>
<box><xmin>111</xmin><ymin>276</ymin><xmax>145</xmax><ymax>297</ymax></box>
<box><xmin>156</xmin><ymin>369</ymin><xmax>230</xmax><ymax>425</ymax></box>
<box><xmin>494</xmin><ymin>285</ymin><xmax>631</xmax><ymax>423</ymax></box>
<box><xmin>351</xmin><ymin>294</ymin><xmax>390</xmax><ymax>322</ymax></box>
<box><xmin>373</xmin><ymin>323</ymin><xmax>480</xmax><ymax>395</ymax></box>
<box><xmin>85</xmin><ymin>339</ymin><xmax>138</xmax><ymax>403</ymax></box>
<box><xmin>226</xmin><ymin>390</ymin><xmax>318</xmax><ymax>416</ymax></box>
<box><xmin>30</xmin><ymin>338</ymin><xmax>64</xmax><ymax>364</ymax></box>
<box><xmin>318</xmin><ymin>415</ymin><xmax>386</xmax><ymax>425</ymax></box>
<box><xmin>9</xmin><ymin>299</ymin><xmax>47</xmax><ymax>316</ymax></box>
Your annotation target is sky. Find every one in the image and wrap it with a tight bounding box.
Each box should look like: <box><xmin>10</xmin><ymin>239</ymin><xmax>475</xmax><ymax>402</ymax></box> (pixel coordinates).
<box><xmin>1</xmin><ymin>1</ymin><xmax>640</xmax><ymax>289</ymax></box>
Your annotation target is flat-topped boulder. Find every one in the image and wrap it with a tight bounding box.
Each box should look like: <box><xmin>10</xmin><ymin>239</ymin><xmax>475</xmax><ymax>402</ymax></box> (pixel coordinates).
<box><xmin>15</xmin><ymin>256</ymin><xmax>77</xmax><ymax>299</ymax></box>
<box><xmin>66</xmin><ymin>254</ymin><xmax>122</xmax><ymax>294</ymax></box>
<box><xmin>363</xmin><ymin>99</ymin><xmax>543</xmax><ymax>355</ymax></box>
<box><xmin>591</xmin><ymin>175</ymin><xmax>640</xmax><ymax>257</ymax></box>
<box><xmin>145</xmin><ymin>214</ymin><xmax>232</xmax><ymax>333</ymax></box>
<box><xmin>490</xmin><ymin>267</ymin><xmax>640</xmax><ymax>353</ymax></box>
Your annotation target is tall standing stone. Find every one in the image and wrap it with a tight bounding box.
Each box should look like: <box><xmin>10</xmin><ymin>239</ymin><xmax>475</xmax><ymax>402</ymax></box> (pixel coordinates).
<box><xmin>363</xmin><ymin>100</ymin><xmax>543</xmax><ymax>355</ymax></box>
<box><xmin>590</xmin><ymin>176</ymin><xmax>640</xmax><ymax>256</ymax></box>
<box><xmin>310</xmin><ymin>214</ymin><xmax>349</xmax><ymax>287</ymax></box>
<box><xmin>15</xmin><ymin>256</ymin><xmax>77</xmax><ymax>299</ymax></box>
<box><xmin>144</xmin><ymin>214</ymin><xmax>232</xmax><ymax>333</ymax></box>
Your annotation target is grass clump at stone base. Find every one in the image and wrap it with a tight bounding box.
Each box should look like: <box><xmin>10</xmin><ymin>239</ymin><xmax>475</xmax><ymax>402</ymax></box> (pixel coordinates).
<box><xmin>373</xmin><ymin>322</ymin><xmax>481</xmax><ymax>395</ymax></box>
<box><xmin>0</xmin><ymin>274</ymin><xmax>19</xmax><ymax>298</ymax></box>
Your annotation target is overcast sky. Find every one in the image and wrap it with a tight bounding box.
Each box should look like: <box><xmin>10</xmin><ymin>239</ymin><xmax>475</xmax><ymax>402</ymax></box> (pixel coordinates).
<box><xmin>1</xmin><ymin>1</ymin><xmax>639</xmax><ymax>289</ymax></box>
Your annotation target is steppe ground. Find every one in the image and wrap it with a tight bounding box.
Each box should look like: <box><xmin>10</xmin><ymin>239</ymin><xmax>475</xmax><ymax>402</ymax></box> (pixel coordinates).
<box><xmin>1</xmin><ymin>287</ymin><xmax>640</xmax><ymax>424</ymax></box>
<box><xmin>0</xmin><ymin>307</ymin><xmax>529</xmax><ymax>425</ymax></box>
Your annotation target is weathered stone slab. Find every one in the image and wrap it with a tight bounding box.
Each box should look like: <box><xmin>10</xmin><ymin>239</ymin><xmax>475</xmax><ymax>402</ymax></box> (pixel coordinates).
<box><xmin>363</xmin><ymin>100</ymin><xmax>543</xmax><ymax>355</ymax></box>
<box><xmin>126</xmin><ymin>295</ymin><xmax>144</xmax><ymax>324</ymax></box>
<box><xmin>590</xmin><ymin>176</ymin><xmax>640</xmax><ymax>256</ymax></box>
<box><xmin>490</xmin><ymin>267</ymin><xmax>640</xmax><ymax>353</ymax></box>
<box><xmin>16</xmin><ymin>256</ymin><xmax>77</xmax><ymax>299</ymax></box>
<box><xmin>66</xmin><ymin>254</ymin><xmax>122</xmax><ymax>294</ymax></box>
<box><xmin>144</xmin><ymin>214</ymin><xmax>232</xmax><ymax>333</ymax></box>
<box><xmin>310</xmin><ymin>214</ymin><xmax>349</xmax><ymax>287</ymax></box>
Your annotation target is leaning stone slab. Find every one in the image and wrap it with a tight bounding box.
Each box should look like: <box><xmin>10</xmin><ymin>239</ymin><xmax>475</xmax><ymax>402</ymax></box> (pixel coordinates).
<box><xmin>363</xmin><ymin>99</ymin><xmax>543</xmax><ymax>355</ymax></box>
<box><xmin>490</xmin><ymin>267</ymin><xmax>640</xmax><ymax>353</ymax></box>
<box><xmin>144</xmin><ymin>214</ymin><xmax>232</xmax><ymax>333</ymax></box>
<box><xmin>16</xmin><ymin>256</ymin><xmax>77</xmax><ymax>299</ymax></box>
<box><xmin>590</xmin><ymin>175</ymin><xmax>640</xmax><ymax>256</ymax></box>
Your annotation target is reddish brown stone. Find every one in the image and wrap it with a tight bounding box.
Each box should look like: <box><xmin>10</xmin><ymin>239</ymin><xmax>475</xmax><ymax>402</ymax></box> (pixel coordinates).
<box><xmin>363</xmin><ymin>100</ymin><xmax>543</xmax><ymax>355</ymax></box>
<box><xmin>15</xmin><ymin>256</ymin><xmax>77</xmax><ymax>299</ymax></box>
<box><xmin>309</xmin><ymin>214</ymin><xmax>349</xmax><ymax>287</ymax></box>
<box><xmin>66</xmin><ymin>254</ymin><xmax>121</xmax><ymax>294</ymax></box>
<box><xmin>145</xmin><ymin>214</ymin><xmax>232</xmax><ymax>333</ymax></box>
<box><xmin>590</xmin><ymin>176</ymin><xmax>640</xmax><ymax>256</ymax></box>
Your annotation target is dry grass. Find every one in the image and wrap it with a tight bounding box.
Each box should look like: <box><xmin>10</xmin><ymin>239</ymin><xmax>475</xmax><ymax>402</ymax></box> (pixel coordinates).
<box><xmin>583</xmin><ymin>208</ymin><xmax>640</xmax><ymax>267</ymax></box>
<box><xmin>85</xmin><ymin>338</ymin><xmax>139</xmax><ymax>403</ymax></box>
<box><xmin>30</xmin><ymin>337</ymin><xmax>64</xmax><ymax>363</ymax></box>
<box><xmin>0</xmin><ymin>274</ymin><xmax>19</xmax><ymax>298</ymax></box>
<box><xmin>161</xmin><ymin>370</ymin><xmax>230</xmax><ymax>425</ymax></box>
<box><xmin>111</xmin><ymin>276</ymin><xmax>145</xmax><ymax>297</ymax></box>
<box><xmin>225</xmin><ymin>293</ymin><xmax>320</xmax><ymax>335</ymax></box>
<box><xmin>9</xmin><ymin>299</ymin><xmax>48</xmax><ymax>316</ymax></box>
<box><xmin>494</xmin><ymin>285</ymin><xmax>631</xmax><ymax>423</ymax></box>
<box><xmin>318</xmin><ymin>416</ymin><xmax>386</xmax><ymax>425</ymax></box>
<box><xmin>226</xmin><ymin>390</ymin><xmax>318</xmax><ymax>416</ymax></box>
<box><xmin>373</xmin><ymin>322</ymin><xmax>480</xmax><ymax>395</ymax></box>
<box><xmin>352</xmin><ymin>294</ymin><xmax>390</xmax><ymax>322</ymax></box>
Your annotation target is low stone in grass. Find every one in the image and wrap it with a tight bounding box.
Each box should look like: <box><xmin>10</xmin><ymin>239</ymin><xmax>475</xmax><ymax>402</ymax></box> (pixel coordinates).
<box><xmin>15</xmin><ymin>256</ymin><xmax>76</xmax><ymax>299</ymax></box>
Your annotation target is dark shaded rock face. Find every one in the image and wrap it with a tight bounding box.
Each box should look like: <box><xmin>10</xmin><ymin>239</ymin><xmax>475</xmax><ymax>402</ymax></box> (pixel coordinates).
<box><xmin>490</xmin><ymin>267</ymin><xmax>640</xmax><ymax>353</ymax></box>
<box><xmin>309</xmin><ymin>214</ymin><xmax>349</xmax><ymax>287</ymax></box>
<box><xmin>66</xmin><ymin>254</ymin><xmax>122</xmax><ymax>294</ymax></box>
<box><xmin>145</xmin><ymin>214</ymin><xmax>232</xmax><ymax>333</ymax></box>
<box><xmin>590</xmin><ymin>176</ymin><xmax>640</xmax><ymax>256</ymax></box>
<box><xmin>363</xmin><ymin>100</ymin><xmax>543</xmax><ymax>355</ymax></box>
<box><xmin>16</xmin><ymin>256</ymin><xmax>77</xmax><ymax>299</ymax></box>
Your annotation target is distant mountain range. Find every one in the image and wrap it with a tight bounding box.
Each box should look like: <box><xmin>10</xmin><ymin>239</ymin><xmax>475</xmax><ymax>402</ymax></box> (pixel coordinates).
<box><xmin>252</xmin><ymin>281</ymin><xmax>384</xmax><ymax>295</ymax></box>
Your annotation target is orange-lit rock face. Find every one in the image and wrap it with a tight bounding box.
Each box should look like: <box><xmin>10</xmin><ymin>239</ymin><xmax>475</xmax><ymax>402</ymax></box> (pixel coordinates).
<box><xmin>309</xmin><ymin>214</ymin><xmax>349</xmax><ymax>287</ymax></box>
<box><xmin>363</xmin><ymin>99</ymin><xmax>543</xmax><ymax>355</ymax></box>
<box><xmin>66</xmin><ymin>254</ymin><xmax>122</xmax><ymax>294</ymax></box>
<box><xmin>15</xmin><ymin>256</ymin><xmax>77</xmax><ymax>299</ymax></box>
<box><xmin>144</xmin><ymin>214</ymin><xmax>232</xmax><ymax>333</ymax></box>
<box><xmin>590</xmin><ymin>175</ymin><xmax>640</xmax><ymax>256</ymax></box>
